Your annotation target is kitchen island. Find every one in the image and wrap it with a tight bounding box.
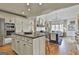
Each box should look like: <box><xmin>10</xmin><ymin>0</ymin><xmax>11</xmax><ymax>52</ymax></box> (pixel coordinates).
<box><xmin>12</xmin><ymin>33</ymin><xmax>46</xmax><ymax>55</ymax></box>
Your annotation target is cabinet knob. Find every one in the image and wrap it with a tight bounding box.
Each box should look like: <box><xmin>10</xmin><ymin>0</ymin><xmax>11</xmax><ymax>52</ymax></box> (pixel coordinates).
<box><xmin>17</xmin><ymin>41</ymin><xmax>19</xmax><ymax>43</ymax></box>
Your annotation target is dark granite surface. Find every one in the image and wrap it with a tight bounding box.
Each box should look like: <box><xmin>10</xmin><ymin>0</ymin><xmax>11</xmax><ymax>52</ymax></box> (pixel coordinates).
<box><xmin>15</xmin><ymin>32</ymin><xmax>45</xmax><ymax>39</ymax></box>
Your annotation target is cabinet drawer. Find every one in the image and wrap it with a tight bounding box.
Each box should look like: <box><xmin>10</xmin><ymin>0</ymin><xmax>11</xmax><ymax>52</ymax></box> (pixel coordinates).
<box><xmin>24</xmin><ymin>38</ymin><xmax>32</xmax><ymax>43</ymax></box>
<box><xmin>27</xmin><ymin>42</ymin><xmax>32</xmax><ymax>46</ymax></box>
<box><xmin>27</xmin><ymin>39</ymin><xmax>32</xmax><ymax>43</ymax></box>
<box><xmin>22</xmin><ymin>40</ymin><xmax>32</xmax><ymax>47</ymax></box>
<box><xmin>23</xmin><ymin>43</ymin><xmax>32</xmax><ymax>46</ymax></box>
<box><xmin>22</xmin><ymin>43</ymin><xmax>33</xmax><ymax>55</ymax></box>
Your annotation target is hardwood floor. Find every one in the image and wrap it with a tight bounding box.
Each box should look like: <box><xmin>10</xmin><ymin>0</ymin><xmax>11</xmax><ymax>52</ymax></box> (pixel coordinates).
<box><xmin>0</xmin><ymin>44</ymin><xmax>16</xmax><ymax>55</ymax></box>
<box><xmin>0</xmin><ymin>37</ymin><xmax>78</xmax><ymax>55</ymax></box>
<box><xmin>46</xmin><ymin>37</ymin><xmax>78</xmax><ymax>55</ymax></box>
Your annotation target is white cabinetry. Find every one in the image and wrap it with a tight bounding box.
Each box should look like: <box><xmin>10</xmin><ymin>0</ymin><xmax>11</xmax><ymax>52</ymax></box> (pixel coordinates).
<box><xmin>21</xmin><ymin>42</ymin><xmax>33</xmax><ymax>55</ymax></box>
<box><xmin>15</xmin><ymin>19</ymin><xmax>23</xmax><ymax>32</ymax></box>
<box><xmin>12</xmin><ymin>35</ymin><xmax>45</xmax><ymax>55</ymax></box>
<box><xmin>23</xmin><ymin>20</ymin><xmax>32</xmax><ymax>32</ymax></box>
<box><xmin>0</xmin><ymin>36</ymin><xmax>4</xmax><ymax>46</ymax></box>
<box><xmin>0</xmin><ymin>19</ymin><xmax>5</xmax><ymax>46</ymax></box>
<box><xmin>75</xmin><ymin>32</ymin><xmax>79</xmax><ymax>54</ymax></box>
<box><xmin>33</xmin><ymin>36</ymin><xmax>45</xmax><ymax>55</ymax></box>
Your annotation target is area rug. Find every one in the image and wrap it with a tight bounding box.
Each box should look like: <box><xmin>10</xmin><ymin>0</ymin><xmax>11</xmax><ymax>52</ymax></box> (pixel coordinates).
<box><xmin>0</xmin><ymin>52</ymin><xmax>8</xmax><ymax>55</ymax></box>
<box><xmin>58</xmin><ymin>39</ymin><xmax>62</xmax><ymax>45</ymax></box>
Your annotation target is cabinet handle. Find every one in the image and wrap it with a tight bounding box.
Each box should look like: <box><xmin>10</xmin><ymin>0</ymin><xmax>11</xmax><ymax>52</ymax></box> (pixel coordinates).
<box><xmin>30</xmin><ymin>43</ymin><xmax>32</xmax><ymax>44</ymax></box>
<box><xmin>24</xmin><ymin>44</ymin><xmax>26</xmax><ymax>46</ymax></box>
<box><xmin>17</xmin><ymin>41</ymin><xmax>19</xmax><ymax>43</ymax></box>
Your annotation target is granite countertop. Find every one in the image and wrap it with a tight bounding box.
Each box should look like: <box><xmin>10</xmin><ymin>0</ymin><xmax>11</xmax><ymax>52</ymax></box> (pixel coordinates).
<box><xmin>15</xmin><ymin>32</ymin><xmax>45</xmax><ymax>39</ymax></box>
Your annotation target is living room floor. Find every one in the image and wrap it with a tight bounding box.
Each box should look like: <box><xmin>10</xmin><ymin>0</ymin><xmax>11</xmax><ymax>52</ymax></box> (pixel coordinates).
<box><xmin>46</xmin><ymin>37</ymin><xmax>78</xmax><ymax>55</ymax></box>
<box><xmin>0</xmin><ymin>37</ymin><xmax>78</xmax><ymax>55</ymax></box>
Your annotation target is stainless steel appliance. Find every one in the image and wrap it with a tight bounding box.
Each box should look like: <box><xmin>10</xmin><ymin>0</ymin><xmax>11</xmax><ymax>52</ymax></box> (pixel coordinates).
<box><xmin>5</xmin><ymin>23</ymin><xmax>15</xmax><ymax>36</ymax></box>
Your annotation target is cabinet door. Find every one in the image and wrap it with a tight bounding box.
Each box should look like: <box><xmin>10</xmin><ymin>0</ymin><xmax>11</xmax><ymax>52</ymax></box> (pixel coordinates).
<box><xmin>23</xmin><ymin>20</ymin><xmax>32</xmax><ymax>32</ymax></box>
<box><xmin>12</xmin><ymin>35</ymin><xmax>16</xmax><ymax>50</ymax></box>
<box><xmin>33</xmin><ymin>36</ymin><xmax>45</xmax><ymax>55</ymax></box>
<box><xmin>12</xmin><ymin>38</ymin><xmax>16</xmax><ymax>51</ymax></box>
<box><xmin>15</xmin><ymin>39</ymin><xmax>20</xmax><ymax>54</ymax></box>
<box><xmin>33</xmin><ymin>38</ymin><xmax>40</xmax><ymax>55</ymax></box>
<box><xmin>21</xmin><ymin>41</ymin><xmax>33</xmax><ymax>55</ymax></box>
<box><xmin>15</xmin><ymin>19</ymin><xmax>23</xmax><ymax>32</ymax></box>
<box><xmin>26</xmin><ymin>44</ymin><xmax>33</xmax><ymax>55</ymax></box>
<box><xmin>39</xmin><ymin>36</ymin><xmax>45</xmax><ymax>55</ymax></box>
<box><xmin>15</xmin><ymin>36</ymin><xmax>22</xmax><ymax>54</ymax></box>
<box><xmin>0</xmin><ymin>36</ymin><xmax>3</xmax><ymax>46</ymax></box>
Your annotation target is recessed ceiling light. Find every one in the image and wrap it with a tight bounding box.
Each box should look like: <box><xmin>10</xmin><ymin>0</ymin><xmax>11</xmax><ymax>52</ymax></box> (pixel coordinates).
<box><xmin>27</xmin><ymin>3</ymin><xmax>30</xmax><ymax>6</ymax></box>
<box><xmin>27</xmin><ymin>8</ymin><xmax>31</xmax><ymax>11</ymax></box>
<box><xmin>39</xmin><ymin>3</ymin><xmax>42</xmax><ymax>5</ymax></box>
<box><xmin>22</xmin><ymin>12</ymin><xmax>25</xmax><ymax>14</ymax></box>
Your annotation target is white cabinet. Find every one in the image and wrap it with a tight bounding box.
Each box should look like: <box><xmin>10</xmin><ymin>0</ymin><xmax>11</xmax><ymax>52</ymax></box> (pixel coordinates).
<box><xmin>0</xmin><ymin>36</ymin><xmax>4</xmax><ymax>46</ymax></box>
<box><xmin>12</xmin><ymin>36</ymin><xmax>16</xmax><ymax>51</ymax></box>
<box><xmin>12</xmin><ymin>35</ymin><xmax>22</xmax><ymax>54</ymax></box>
<box><xmin>15</xmin><ymin>19</ymin><xmax>33</xmax><ymax>33</ymax></box>
<box><xmin>33</xmin><ymin>36</ymin><xmax>45</xmax><ymax>55</ymax></box>
<box><xmin>12</xmin><ymin>34</ymin><xmax>46</xmax><ymax>55</ymax></box>
<box><xmin>39</xmin><ymin>37</ymin><xmax>45</xmax><ymax>55</ymax></box>
<box><xmin>0</xmin><ymin>19</ymin><xmax>5</xmax><ymax>46</ymax></box>
<box><xmin>23</xmin><ymin>20</ymin><xmax>32</xmax><ymax>32</ymax></box>
<box><xmin>5</xmin><ymin>18</ymin><xmax>15</xmax><ymax>23</ymax></box>
<box><xmin>15</xmin><ymin>19</ymin><xmax>23</xmax><ymax>32</ymax></box>
<box><xmin>22</xmin><ymin>42</ymin><xmax>33</xmax><ymax>55</ymax></box>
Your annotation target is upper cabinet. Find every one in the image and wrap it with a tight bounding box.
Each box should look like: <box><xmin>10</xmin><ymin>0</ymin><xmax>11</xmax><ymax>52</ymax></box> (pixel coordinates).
<box><xmin>15</xmin><ymin>18</ymin><xmax>23</xmax><ymax>33</ymax></box>
<box><xmin>36</xmin><ymin>17</ymin><xmax>45</xmax><ymax>27</ymax></box>
<box><xmin>23</xmin><ymin>19</ymin><xmax>32</xmax><ymax>32</ymax></box>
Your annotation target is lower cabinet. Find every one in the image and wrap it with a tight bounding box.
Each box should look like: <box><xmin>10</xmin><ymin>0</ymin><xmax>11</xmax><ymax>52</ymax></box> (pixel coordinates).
<box><xmin>15</xmin><ymin>39</ymin><xmax>21</xmax><ymax>54</ymax></box>
<box><xmin>12</xmin><ymin>35</ymin><xmax>16</xmax><ymax>51</ymax></box>
<box><xmin>0</xmin><ymin>36</ymin><xmax>3</xmax><ymax>46</ymax></box>
<box><xmin>12</xmin><ymin>35</ymin><xmax>22</xmax><ymax>54</ymax></box>
<box><xmin>12</xmin><ymin>35</ymin><xmax>45</xmax><ymax>55</ymax></box>
<box><xmin>23</xmin><ymin>43</ymin><xmax>32</xmax><ymax>55</ymax></box>
<box><xmin>12</xmin><ymin>38</ymin><xmax>16</xmax><ymax>51</ymax></box>
<box><xmin>21</xmin><ymin>41</ymin><xmax>33</xmax><ymax>55</ymax></box>
<box><xmin>39</xmin><ymin>37</ymin><xmax>45</xmax><ymax>55</ymax></box>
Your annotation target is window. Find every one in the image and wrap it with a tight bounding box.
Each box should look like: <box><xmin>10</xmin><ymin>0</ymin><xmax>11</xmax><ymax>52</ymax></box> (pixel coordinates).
<box><xmin>52</xmin><ymin>24</ymin><xmax>63</xmax><ymax>32</ymax></box>
<box><xmin>52</xmin><ymin>25</ymin><xmax>55</xmax><ymax>31</ymax></box>
<box><xmin>56</xmin><ymin>25</ymin><xmax>59</xmax><ymax>31</ymax></box>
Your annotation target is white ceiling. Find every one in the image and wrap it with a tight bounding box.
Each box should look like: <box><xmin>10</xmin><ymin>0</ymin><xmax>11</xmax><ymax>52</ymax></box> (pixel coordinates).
<box><xmin>0</xmin><ymin>3</ymin><xmax>78</xmax><ymax>17</ymax></box>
